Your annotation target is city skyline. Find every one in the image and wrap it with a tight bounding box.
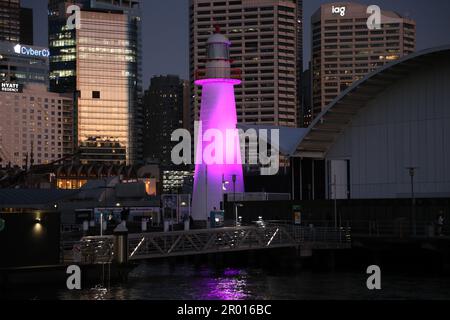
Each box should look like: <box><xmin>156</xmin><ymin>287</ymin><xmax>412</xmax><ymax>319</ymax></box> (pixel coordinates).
<box><xmin>22</xmin><ymin>0</ymin><xmax>450</xmax><ymax>86</ymax></box>
<box><xmin>1</xmin><ymin>0</ymin><xmax>450</xmax><ymax>305</ymax></box>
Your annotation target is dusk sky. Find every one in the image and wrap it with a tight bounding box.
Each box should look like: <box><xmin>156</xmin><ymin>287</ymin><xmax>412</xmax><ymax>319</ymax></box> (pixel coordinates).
<box><xmin>22</xmin><ymin>0</ymin><xmax>450</xmax><ymax>88</ymax></box>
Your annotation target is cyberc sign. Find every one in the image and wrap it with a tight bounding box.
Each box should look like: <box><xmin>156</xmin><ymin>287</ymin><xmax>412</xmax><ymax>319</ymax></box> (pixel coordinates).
<box><xmin>14</xmin><ymin>44</ymin><xmax>50</xmax><ymax>58</ymax></box>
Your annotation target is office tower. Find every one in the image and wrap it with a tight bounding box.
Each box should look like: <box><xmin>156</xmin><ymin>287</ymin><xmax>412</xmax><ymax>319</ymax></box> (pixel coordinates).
<box><xmin>311</xmin><ymin>2</ymin><xmax>416</xmax><ymax>119</ymax></box>
<box><xmin>296</xmin><ymin>0</ymin><xmax>303</xmax><ymax>127</ymax></box>
<box><xmin>0</xmin><ymin>83</ymin><xmax>73</xmax><ymax>168</ymax></box>
<box><xmin>0</xmin><ymin>0</ymin><xmax>20</xmax><ymax>43</ymax></box>
<box><xmin>0</xmin><ymin>41</ymin><xmax>48</xmax><ymax>86</ymax></box>
<box><xmin>143</xmin><ymin>75</ymin><xmax>185</xmax><ymax>166</ymax></box>
<box><xmin>0</xmin><ymin>0</ymin><xmax>33</xmax><ymax>45</ymax></box>
<box><xmin>190</xmin><ymin>0</ymin><xmax>299</xmax><ymax>129</ymax></box>
<box><xmin>0</xmin><ymin>41</ymin><xmax>74</xmax><ymax>162</ymax></box>
<box><xmin>48</xmin><ymin>0</ymin><xmax>142</xmax><ymax>165</ymax></box>
<box><xmin>19</xmin><ymin>7</ymin><xmax>33</xmax><ymax>45</ymax></box>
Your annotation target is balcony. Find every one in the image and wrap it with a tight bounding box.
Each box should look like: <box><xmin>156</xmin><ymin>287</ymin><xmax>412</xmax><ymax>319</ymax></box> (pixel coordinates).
<box><xmin>195</xmin><ymin>67</ymin><xmax>242</xmax><ymax>80</ymax></box>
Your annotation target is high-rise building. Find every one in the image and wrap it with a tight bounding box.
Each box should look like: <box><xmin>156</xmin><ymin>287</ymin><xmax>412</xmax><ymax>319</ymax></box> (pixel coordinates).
<box><xmin>48</xmin><ymin>0</ymin><xmax>142</xmax><ymax>165</ymax></box>
<box><xmin>190</xmin><ymin>0</ymin><xmax>299</xmax><ymax>129</ymax></box>
<box><xmin>311</xmin><ymin>2</ymin><xmax>416</xmax><ymax>120</ymax></box>
<box><xmin>143</xmin><ymin>75</ymin><xmax>186</xmax><ymax>166</ymax></box>
<box><xmin>0</xmin><ymin>83</ymin><xmax>73</xmax><ymax>168</ymax></box>
<box><xmin>296</xmin><ymin>0</ymin><xmax>303</xmax><ymax>128</ymax></box>
<box><xmin>0</xmin><ymin>0</ymin><xmax>33</xmax><ymax>44</ymax></box>
<box><xmin>0</xmin><ymin>0</ymin><xmax>20</xmax><ymax>43</ymax></box>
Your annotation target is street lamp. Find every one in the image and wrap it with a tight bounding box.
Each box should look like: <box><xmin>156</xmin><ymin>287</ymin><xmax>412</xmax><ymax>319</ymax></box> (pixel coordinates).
<box><xmin>232</xmin><ymin>174</ymin><xmax>237</xmax><ymax>202</ymax></box>
<box><xmin>406</xmin><ymin>167</ymin><xmax>418</xmax><ymax>236</ymax></box>
<box><xmin>333</xmin><ymin>175</ymin><xmax>338</xmax><ymax>230</ymax></box>
<box><xmin>235</xmin><ymin>203</ymin><xmax>244</xmax><ymax>227</ymax></box>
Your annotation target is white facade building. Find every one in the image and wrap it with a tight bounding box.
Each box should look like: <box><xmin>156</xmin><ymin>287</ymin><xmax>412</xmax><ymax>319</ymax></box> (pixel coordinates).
<box><xmin>295</xmin><ymin>46</ymin><xmax>450</xmax><ymax>200</ymax></box>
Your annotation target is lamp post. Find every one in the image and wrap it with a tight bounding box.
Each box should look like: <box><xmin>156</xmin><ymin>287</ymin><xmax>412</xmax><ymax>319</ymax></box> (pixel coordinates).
<box><xmin>100</xmin><ymin>212</ymin><xmax>104</xmax><ymax>237</ymax></box>
<box><xmin>235</xmin><ymin>203</ymin><xmax>244</xmax><ymax>227</ymax></box>
<box><xmin>406</xmin><ymin>167</ymin><xmax>418</xmax><ymax>236</ymax></box>
<box><xmin>332</xmin><ymin>175</ymin><xmax>338</xmax><ymax>230</ymax></box>
<box><xmin>232</xmin><ymin>174</ymin><xmax>237</xmax><ymax>202</ymax></box>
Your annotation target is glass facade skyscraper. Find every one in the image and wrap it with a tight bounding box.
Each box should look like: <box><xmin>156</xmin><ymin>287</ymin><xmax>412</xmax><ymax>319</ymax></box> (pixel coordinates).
<box><xmin>48</xmin><ymin>0</ymin><xmax>142</xmax><ymax>165</ymax></box>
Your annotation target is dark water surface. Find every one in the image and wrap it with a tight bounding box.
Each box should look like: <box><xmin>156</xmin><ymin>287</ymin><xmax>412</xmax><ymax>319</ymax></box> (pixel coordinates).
<box><xmin>11</xmin><ymin>261</ymin><xmax>448</xmax><ymax>300</ymax></box>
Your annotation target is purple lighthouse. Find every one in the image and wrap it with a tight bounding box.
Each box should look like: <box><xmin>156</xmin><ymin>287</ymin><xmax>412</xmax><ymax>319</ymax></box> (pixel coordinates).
<box><xmin>192</xmin><ymin>27</ymin><xmax>244</xmax><ymax>222</ymax></box>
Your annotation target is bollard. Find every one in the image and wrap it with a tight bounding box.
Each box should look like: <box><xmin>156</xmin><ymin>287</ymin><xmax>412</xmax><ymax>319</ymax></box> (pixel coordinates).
<box><xmin>141</xmin><ymin>219</ymin><xmax>148</xmax><ymax>232</ymax></box>
<box><xmin>114</xmin><ymin>230</ymin><xmax>129</xmax><ymax>265</ymax></box>
<box><xmin>164</xmin><ymin>220</ymin><xmax>170</xmax><ymax>232</ymax></box>
<box><xmin>114</xmin><ymin>221</ymin><xmax>129</xmax><ymax>265</ymax></box>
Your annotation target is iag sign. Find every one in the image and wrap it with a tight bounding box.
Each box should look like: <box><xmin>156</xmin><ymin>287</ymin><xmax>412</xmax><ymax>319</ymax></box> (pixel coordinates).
<box><xmin>14</xmin><ymin>44</ymin><xmax>50</xmax><ymax>58</ymax></box>
<box><xmin>332</xmin><ymin>5</ymin><xmax>346</xmax><ymax>16</ymax></box>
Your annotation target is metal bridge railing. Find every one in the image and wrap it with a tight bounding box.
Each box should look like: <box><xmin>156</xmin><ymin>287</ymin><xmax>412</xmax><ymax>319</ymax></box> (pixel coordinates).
<box><xmin>127</xmin><ymin>224</ymin><xmax>351</xmax><ymax>261</ymax></box>
<box><xmin>344</xmin><ymin>220</ymin><xmax>449</xmax><ymax>239</ymax></box>
<box><xmin>60</xmin><ymin>224</ymin><xmax>352</xmax><ymax>264</ymax></box>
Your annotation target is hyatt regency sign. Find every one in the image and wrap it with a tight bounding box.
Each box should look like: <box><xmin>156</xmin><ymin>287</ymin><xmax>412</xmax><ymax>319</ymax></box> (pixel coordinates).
<box><xmin>1</xmin><ymin>82</ymin><xmax>23</xmax><ymax>93</ymax></box>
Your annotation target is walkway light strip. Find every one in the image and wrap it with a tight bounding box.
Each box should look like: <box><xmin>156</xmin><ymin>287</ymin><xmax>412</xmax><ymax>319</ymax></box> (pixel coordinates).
<box><xmin>267</xmin><ymin>228</ymin><xmax>279</xmax><ymax>247</ymax></box>
<box><xmin>130</xmin><ymin>237</ymin><xmax>146</xmax><ymax>258</ymax></box>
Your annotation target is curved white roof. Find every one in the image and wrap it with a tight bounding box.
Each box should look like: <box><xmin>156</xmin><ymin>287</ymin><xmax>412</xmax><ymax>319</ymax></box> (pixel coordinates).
<box><xmin>296</xmin><ymin>45</ymin><xmax>450</xmax><ymax>158</ymax></box>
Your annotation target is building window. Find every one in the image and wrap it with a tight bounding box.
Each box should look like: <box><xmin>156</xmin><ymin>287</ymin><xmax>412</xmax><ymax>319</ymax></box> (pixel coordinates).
<box><xmin>92</xmin><ymin>91</ymin><xmax>101</xmax><ymax>99</ymax></box>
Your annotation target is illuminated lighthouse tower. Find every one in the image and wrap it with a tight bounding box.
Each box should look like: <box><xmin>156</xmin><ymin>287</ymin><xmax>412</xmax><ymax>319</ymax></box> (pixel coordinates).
<box><xmin>192</xmin><ymin>27</ymin><xmax>244</xmax><ymax>221</ymax></box>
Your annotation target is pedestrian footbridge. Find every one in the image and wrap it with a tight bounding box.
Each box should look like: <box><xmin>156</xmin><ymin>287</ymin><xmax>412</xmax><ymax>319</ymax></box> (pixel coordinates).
<box><xmin>63</xmin><ymin>223</ymin><xmax>351</xmax><ymax>265</ymax></box>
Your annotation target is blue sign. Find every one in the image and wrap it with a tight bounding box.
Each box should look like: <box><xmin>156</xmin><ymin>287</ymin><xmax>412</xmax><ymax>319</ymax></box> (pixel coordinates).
<box><xmin>14</xmin><ymin>44</ymin><xmax>50</xmax><ymax>58</ymax></box>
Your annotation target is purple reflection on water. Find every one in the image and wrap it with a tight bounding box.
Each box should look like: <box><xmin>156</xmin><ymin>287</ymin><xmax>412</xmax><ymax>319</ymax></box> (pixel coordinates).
<box><xmin>203</xmin><ymin>278</ymin><xmax>249</xmax><ymax>300</ymax></box>
<box><xmin>200</xmin><ymin>268</ymin><xmax>249</xmax><ymax>300</ymax></box>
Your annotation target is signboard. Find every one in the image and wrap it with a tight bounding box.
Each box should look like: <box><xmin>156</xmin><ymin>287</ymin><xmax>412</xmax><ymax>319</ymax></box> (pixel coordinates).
<box><xmin>0</xmin><ymin>218</ymin><xmax>5</xmax><ymax>232</ymax></box>
<box><xmin>293</xmin><ymin>205</ymin><xmax>302</xmax><ymax>225</ymax></box>
<box><xmin>331</xmin><ymin>5</ymin><xmax>346</xmax><ymax>16</ymax></box>
<box><xmin>1</xmin><ymin>82</ymin><xmax>23</xmax><ymax>93</ymax></box>
<box><xmin>14</xmin><ymin>44</ymin><xmax>50</xmax><ymax>58</ymax></box>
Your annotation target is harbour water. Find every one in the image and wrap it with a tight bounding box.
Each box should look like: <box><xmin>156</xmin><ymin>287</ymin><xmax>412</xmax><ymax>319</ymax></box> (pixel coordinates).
<box><xmin>3</xmin><ymin>261</ymin><xmax>450</xmax><ymax>300</ymax></box>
